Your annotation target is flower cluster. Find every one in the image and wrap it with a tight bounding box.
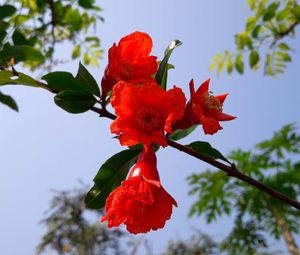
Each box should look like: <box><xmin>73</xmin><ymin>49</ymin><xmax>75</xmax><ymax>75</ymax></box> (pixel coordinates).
<box><xmin>100</xmin><ymin>31</ymin><xmax>235</xmax><ymax>234</ymax></box>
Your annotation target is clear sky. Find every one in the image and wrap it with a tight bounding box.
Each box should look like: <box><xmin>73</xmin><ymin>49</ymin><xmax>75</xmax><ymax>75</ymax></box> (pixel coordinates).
<box><xmin>1</xmin><ymin>0</ymin><xmax>299</xmax><ymax>254</ymax></box>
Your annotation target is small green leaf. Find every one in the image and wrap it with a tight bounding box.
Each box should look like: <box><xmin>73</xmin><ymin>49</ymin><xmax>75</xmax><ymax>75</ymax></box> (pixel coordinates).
<box><xmin>188</xmin><ymin>141</ymin><xmax>230</xmax><ymax>163</ymax></box>
<box><xmin>276</xmin><ymin>51</ymin><xmax>292</xmax><ymax>62</ymax></box>
<box><xmin>251</xmin><ymin>25</ymin><xmax>261</xmax><ymax>38</ymax></box>
<box><xmin>0</xmin><ymin>91</ymin><xmax>18</xmax><ymax>111</ymax></box>
<box><xmin>292</xmin><ymin>4</ymin><xmax>300</xmax><ymax>22</ymax></box>
<box><xmin>225</xmin><ymin>51</ymin><xmax>233</xmax><ymax>74</ymax></box>
<box><xmin>12</xmin><ymin>30</ymin><xmax>28</xmax><ymax>45</ymax></box>
<box><xmin>246</xmin><ymin>17</ymin><xmax>256</xmax><ymax>31</ymax></box>
<box><xmin>0</xmin><ymin>5</ymin><xmax>16</xmax><ymax>19</ymax></box>
<box><xmin>169</xmin><ymin>125</ymin><xmax>197</xmax><ymax>141</ymax></box>
<box><xmin>276</xmin><ymin>8</ymin><xmax>290</xmax><ymax>21</ymax></box>
<box><xmin>0</xmin><ymin>31</ymin><xmax>7</xmax><ymax>44</ymax></box>
<box><xmin>0</xmin><ymin>45</ymin><xmax>44</xmax><ymax>66</ymax></box>
<box><xmin>75</xmin><ymin>62</ymin><xmax>100</xmax><ymax>97</ymax></box>
<box><xmin>155</xmin><ymin>40</ymin><xmax>182</xmax><ymax>90</ymax></box>
<box><xmin>54</xmin><ymin>90</ymin><xmax>96</xmax><ymax>114</ymax></box>
<box><xmin>278</xmin><ymin>43</ymin><xmax>291</xmax><ymax>51</ymax></box>
<box><xmin>42</xmin><ymin>71</ymin><xmax>89</xmax><ymax>92</ymax></box>
<box><xmin>249</xmin><ymin>50</ymin><xmax>260</xmax><ymax>69</ymax></box>
<box><xmin>79</xmin><ymin>0</ymin><xmax>95</xmax><ymax>9</ymax></box>
<box><xmin>72</xmin><ymin>45</ymin><xmax>81</xmax><ymax>59</ymax></box>
<box><xmin>235</xmin><ymin>54</ymin><xmax>244</xmax><ymax>74</ymax></box>
<box><xmin>0</xmin><ymin>70</ymin><xmax>42</xmax><ymax>88</ymax></box>
<box><xmin>85</xmin><ymin>148</ymin><xmax>141</xmax><ymax>209</ymax></box>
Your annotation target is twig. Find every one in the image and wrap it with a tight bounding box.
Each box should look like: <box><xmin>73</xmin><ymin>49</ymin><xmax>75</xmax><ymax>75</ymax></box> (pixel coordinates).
<box><xmin>166</xmin><ymin>138</ymin><xmax>300</xmax><ymax>211</ymax></box>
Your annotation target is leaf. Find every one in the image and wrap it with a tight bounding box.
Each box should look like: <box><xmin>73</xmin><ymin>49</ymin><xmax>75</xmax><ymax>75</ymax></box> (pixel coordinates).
<box><xmin>249</xmin><ymin>50</ymin><xmax>259</xmax><ymax>69</ymax></box>
<box><xmin>0</xmin><ymin>45</ymin><xmax>44</xmax><ymax>66</ymax></box>
<box><xmin>0</xmin><ymin>70</ymin><xmax>42</xmax><ymax>88</ymax></box>
<box><xmin>0</xmin><ymin>91</ymin><xmax>18</xmax><ymax>111</ymax></box>
<box><xmin>0</xmin><ymin>5</ymin><xmax>16</xmax><ymax>19</ymax></box>
<box><xmin>54</xmin><ymin>90</ymin><xmax>96</xmax><ymax>114</ymax></box>
<box><xmin>169</xmin><ymin>125</ymin><xmax>197</xmax><ymax>141</ymax></box>
<box><xmin>72</xmin><ymin>45</ymin><xmax>81</xmax><ymax>59</ymax></box>
<box><xmin>75</xmin><ymin>62</ymin><xmax>100</xmax><ymax>97</ymax></box>
<box><xmin>0</xmin><ymin>31</ymin><xmax>7</xmax><ymax>45</ymax></box>
<box><xmin>79</xmin><ymin>0</ymin><xmax>95</xmax><ymax>9</ymax></box>
<box><xmin>235</xmin><ymin>54</ymin><xmax>244</xmax><ymax>74</ymax></box>
<box><xmin>12</xmin><ymin>30</ymin><xmax>28</xmax><ymax>45</ymax></box>
<box><xmin>276</xmin><ymin>51</ymin><xmax>292</xmax><ymax>62</ymax></box>
<box><xmin>292</xmin><ymin>4</ymin><xmax>300</xmax><ymax>22</ymax></box>
<box><xmin>42</xmin><ymin>71</ymin><xmax>89</xmax><ymax>92</ymax></box>
<box><xmin>155</xmin><ymin>40</ymin><xmax>182</xmax><ymax>90</ymax></box>
<box><xmin>188</xmin><ymin>141</ymin><xmax>230</xmax><ymax>163</ymax></box>
<box><xmin>85</xmin><ymin>148</ymin><xmax>141</xmax><ymax>209</ymax></box>
<box><xmin>225</xmin><ymin>51</ymin><xmax>233</xmax><ymax>74</ymax></box>
<box><xmin>278</xmin><ymin>43</ymin><xmax>291</xmax><ymax>51</ymax></box>
<box><xmin>251</xmin><ymin>25</ymin><xmax>261</xmax><ymax>38</ymax></box>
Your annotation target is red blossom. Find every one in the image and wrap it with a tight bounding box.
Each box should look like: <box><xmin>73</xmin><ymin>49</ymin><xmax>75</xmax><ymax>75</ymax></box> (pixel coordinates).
<box><xmin>101</xmin><ymin>146</ymin><xmax>177</xmax><ymax>234</ymax></box>
<box><xmin>175</xmin><ymin>79</ymin><xmax>235</xmax><ymax>135</ymax></box>
<box><xmin>101</xmin><ymin>31</ymin><xmax>158</xmax><ymax>100</ymax></box>
<box><xmin>110</xmin><ymin>80</ymin><xmax>186</xmax><ymax>147</ymax></box>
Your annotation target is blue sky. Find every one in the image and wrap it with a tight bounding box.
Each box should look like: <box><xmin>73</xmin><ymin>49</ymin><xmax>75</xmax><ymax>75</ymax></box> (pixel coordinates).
<box><xmin>1</xmin><ymin>0</ymin><xmax>300</xmax><ymax>254</ymax></box>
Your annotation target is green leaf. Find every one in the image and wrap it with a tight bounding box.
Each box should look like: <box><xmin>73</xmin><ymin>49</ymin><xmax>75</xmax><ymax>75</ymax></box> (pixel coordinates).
<box><xmin>0</xmin><ymin>31</ymin><xmax>7</xmax><ymax>44</ymax></box>
<box><xmin>0</xmin><ymin>45</ymin><xmax>44</xmax><ymax>66</ymax></box>
<box><xmin>54</xmin><ymin>90</ymin><xmax>96</xmax><ymax>114</ymax></box>
<box><xmin>72</xmin><ymin>45</ymin><xmax>81</xmax><ymax>59</ymax></box>
<box><xmin>292</xmin><ymin>4</ymin><xmax>300</xmax><ymax>22</ymax></box>
<box><xmin>276</xmin><ymin>8</ymin><xmax>290</xmax><ymax>21</ymax></box>
<box><xmin>79</xmin><ymin>0</ymin><xmax>95</xmax><ymax>9</ymax></box>
<box><xmin>0</xmin><ymin>5</ymin><xmax>16</xmax><ymax>19</ymax></box>
<box><xmin>188</xmin><ymin>141</ymin><xmax>230</xmax><ymax>163</ymax></box>
<box><xmin>0</xmin><ymin>91</ymin><xmax>18</xmax><ymax>111</ymax></box>
<box><xmin>278</xmin><ymin>43</ymin><xmax>291</xmax><ymax>51</ymax></box>
<box><xmin>235</xmin><ymin>54</ymin><xmax>244</xmax><ymax>74</ymax></box>
<box><xmin>75</xmin><ymin>62</ymin><xmax>100</xmax><ymax>97</ymax></box>
<box><xmin>225</xmin><ymin>51</ymin><xmax>233</xmax><ymax>74</ymax></box>
<box><xmin>155</xmin><ymin>40</ymin><xmax>182</xmax><ymax>90</ymax></box>
<box><xmin>249</xmin><ymin>50</ymin><xmax>259</xmax><ymax>69</ymax></box>
<box><xmin>246</xmin><ymin>17</ymin><xmax>256</xmax><ymax>31</ymax></box>
<box><xmin>12</xmin><ymin>30</ymin><xmax>28</xmax><ymax>45</ymax></box>
<box><xmin>42</xmin><ymin>71</ymin><xmax>89</xmax><ymax>92</ymax></box>
<box><xmin>251</xmin><ymin>25</ymin><xmax>261</xmax><ymax>38</ymax></box>
<box><xmin>169</xmin><ymin>125</ymin><xmax>197</xmax><ymax>141</ymax></box>
<box><xmin>276</xmin><ymin>51</ymin><xmax>292</xmax><ymax>62</ymax></box>
<box><xmin>85</xmin><ymin>148</ymin><xmax>141</xmax><ymax>209</ymax></box>
<box><xmin>0</xmin><ymin>70</ymin><xmax>42</xmax><ymax>88</ymax></box>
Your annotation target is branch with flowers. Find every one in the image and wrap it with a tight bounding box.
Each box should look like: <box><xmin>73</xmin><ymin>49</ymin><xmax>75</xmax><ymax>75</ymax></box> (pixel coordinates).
<box><xmin>1</xmin><ymin>31</ymin><xmax>300</xmax><ymax>235</ymax></box>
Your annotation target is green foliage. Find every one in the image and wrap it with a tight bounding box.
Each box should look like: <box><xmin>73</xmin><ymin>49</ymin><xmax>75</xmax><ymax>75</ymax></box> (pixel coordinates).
<box><xmin>54</xmin><ymin>90</ymin><xmax>96</xmax><ymax>114</ymax></box>
<box><xmin>85</xmin><ymin>148</ymin><xmax>142</xmax><ymax>209</ymax></box>
<box><xmin>210</xmin><ymin>0</ymin><xmax>299</xmax><ymax>77</ymax></box>
<box><xmin>0</xmin><ymin>0</ymin><xmax>103</xmax><ymax>71</ymax></box>
<box><xmin>188</xmin><ymin>124</ymin><xmax>300</xmax><ymax>254</ymax></box>
<box><xmin>187</xmin><ymin>141</ymin><xmax>230</xmax><ymax>163</ymax></box>
<box><xmin>162</xmin><ymin>230</ymin><xmax>220</xmax><ymax>255</ymax></box>
<box><xmin>169</xmin><ymin>125</ymin><xmax>197</xmax><ymax>141</ymax></box>
<box><xmin>155</xmin><ymin>40</ymin><xmax>182</xmax><ymax>90</ymax></box>
<box><xmin>37</xmin><ymin>185</ymin><xmax>127</xmax><ymax>255</ymax></box>
<box><xmin>0</xmin><ymin>90</ymin><xmax>18</xmax><ymax>111</ymax></box>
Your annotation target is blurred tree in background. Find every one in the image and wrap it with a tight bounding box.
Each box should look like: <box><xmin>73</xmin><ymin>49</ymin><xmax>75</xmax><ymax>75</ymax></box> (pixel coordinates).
<box><xmin>188</xmin><ymin>124</ymin><xmax>300</xmax><ymax>255</ymax></box>
<box><xmin>37</xmin><ymin>185</ymin><xmax>128</xmax><ymax>255</ymax></box>
<box><xmin>210</xmin><ymin>0</ymin><xmax>299</xmax><ymax>77</ymax></box>
<box><xmin>0</xmin><ymin>0</ymin><xmax>103</xmax><ymax>110</ymax></box>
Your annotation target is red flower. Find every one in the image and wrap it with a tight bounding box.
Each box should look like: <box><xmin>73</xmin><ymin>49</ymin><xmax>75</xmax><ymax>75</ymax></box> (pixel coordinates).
<box><xmin>101</xmin><ymin>31</ymin><xmax>158</xmax><ymax>100</ymax></box>
<box><xmin>175</xmin><ymin>79</ymin><xmax>235</xmax><ymax>135</ymax></box>
<box><xmin>101</xmin><ymin>146</ymin><xmax>177</xmax><ymax>234</ymax></box>
<box><xmin>110</xmin><ymin>80</ymin><xmax>186</xmax><ymax>147</ymax></box>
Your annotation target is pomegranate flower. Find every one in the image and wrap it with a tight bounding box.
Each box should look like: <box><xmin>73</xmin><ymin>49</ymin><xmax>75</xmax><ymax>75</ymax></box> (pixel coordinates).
<box><xmin>101</xmin><ymin>31</ymin><xmax>158</xmax><ymax>99</ymax></box>
<box><xmin>101</xmin><ymin>146</ymin><xmax>177</xmax><ymax>234</ymax></box>
<box><xmin>110</xmin><ymin>80</ymin><xmax>186</xmax><ymax>147</ymax></box>
<box><xmin>175</xmin><ymin>79</ymin><xmax>235</xmax><ymax>135</ymax></box>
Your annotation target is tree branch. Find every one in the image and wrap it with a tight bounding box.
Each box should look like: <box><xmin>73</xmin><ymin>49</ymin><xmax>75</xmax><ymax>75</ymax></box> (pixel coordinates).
<box><xmin>166</xmin><ymin>138</ymin><xmax>300</xmax><ymax>211</ymax></box>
